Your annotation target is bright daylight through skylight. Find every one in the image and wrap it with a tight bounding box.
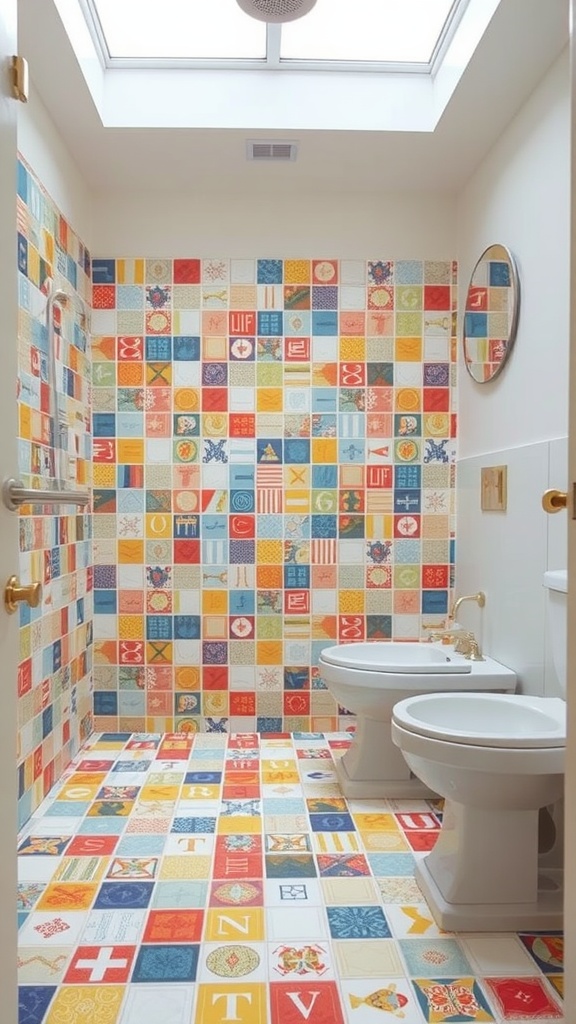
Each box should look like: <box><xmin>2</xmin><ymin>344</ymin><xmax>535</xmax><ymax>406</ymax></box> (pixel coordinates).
<box><xmin>86</xmin><ymin>0</ymin><xmax>464</xmax><ymax>67</ymax></box>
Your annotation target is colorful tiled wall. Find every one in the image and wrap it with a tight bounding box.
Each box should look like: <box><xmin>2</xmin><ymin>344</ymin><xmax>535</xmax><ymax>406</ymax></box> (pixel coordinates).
<box><xmin>16</xmin><ymin>157</ymin><xmax>93</xmax><ymax>827</ymax></box>
<box><xmin>91</xmin><ymin>257</ymin><xmax>457</xmax><ymax>736</ymax></box>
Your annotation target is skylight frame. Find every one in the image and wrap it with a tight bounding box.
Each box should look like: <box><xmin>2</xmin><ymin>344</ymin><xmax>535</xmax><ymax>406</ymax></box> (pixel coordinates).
<box><xmin>79</xmin><ymin>0</ymin><xmax>470</xmax><ymax>75</ymax></box>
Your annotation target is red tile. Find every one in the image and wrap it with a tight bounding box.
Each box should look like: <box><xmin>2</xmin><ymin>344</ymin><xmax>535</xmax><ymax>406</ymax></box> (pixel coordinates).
<box><xmin>64</xmin><ymin>945</ymin><xmax>136</xmax><ymax>984</ymax></box>
<box><xmin>66</xmin><ymin>835</ymin><xmax>120</xmax><ymax>857</ymax></box>
<box><xmin>484</xmin><ymin>977</ymin><xmax>563</xmax><ymax>1019</ymax></box>
<box><xmin>270</xmin><ymin>982</ymin><xmax>344</xmax><ymax>1024</ymax></box>
<box><xmin>143</xmin><ymin>909</ymin><xmax>203</xmax><ymax>942</ymax></box>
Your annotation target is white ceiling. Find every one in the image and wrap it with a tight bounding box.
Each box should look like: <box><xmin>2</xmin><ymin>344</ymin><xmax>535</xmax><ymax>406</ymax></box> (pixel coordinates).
<box><xmin>18</xmin><ymin>0</ymin><xmax>569</xmax><ymax>196</ymax></box>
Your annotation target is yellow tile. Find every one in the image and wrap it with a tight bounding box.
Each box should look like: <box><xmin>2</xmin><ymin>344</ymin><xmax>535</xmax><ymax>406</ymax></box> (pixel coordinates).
<box><xmin>261</xmin><ymin>771</ymin><xmax>300</xmax><ymax>785</ymax></box>
<box><xmin>175</xmin><ymin>666</ymin><xmax>201</xmax><ymax>690</ymax></box>
<box><xmin>46</xmin><ymin>985</ymin><xmax>125</xmax><ymax>1024</ymax></box>
<box><xmin>19</xmin><ymin>404</ymin><xmax>31</xmax><ymax>440</ymax></box>
<box><xmin>204</xmin><ymin>908</ymin><xmax>265</xmax><ymax>943</ymax></box>
<box><xmin>37</xmin><ymin>883</ymin><xmax>98</xmax><ymax>911</ymax></box>
<box><xmin>284</xmin><ymin>489</ymin><xmax>311</xmax><ymax>512</ymax></box>
<box><xmin>256</xmin><ymin>540</ymin><xmax>283</xmax><ymax>564</ymax></box>
<box><xmin>395</xmin><ymin>336</ymin><xmax>422</xmax><ymax>361</ymax></box>
<box><xmin>360</xmin><ymin>830</ymin><xmax>410</xmax><ymax>852</ymax></box>
<box><xmin>353</xmin><ymin>813</ymin><xmax>399</xmax><ymax>831</ymax></box>
<box><xmin>217</xmin><ymin>816</ymin><xmax>262</xmax><ymax>835</ymax></box>
<box><xmin>146</xmin><ymin>513</ymin><xmax>172</xmax><ymax>539</ymax></box>
<box><xmin>256</xmin><ymin>641</ymin><xmax>283</xmax><ymax>665</ymax></box>
<box><xmin>159</xmin><ymin>855</ymin><xmax>212</xmax><ymax>879</ymax></box>
<box><xmin>339</xmin><ymin>336</ymin><xmax>366</xmax><ymax>361</ymax></box>
<box><xmin>118</xmin><ymin>615</ymin><xmax>144</xmax><ymax>640</ymax></box>
<box><xmin>174</xmin><ymin>387</ymin><xmax>200</xmax><ymax>412</ymax></box>
<box><xmin>256</xmin><ymin>387</ymin><xmax>283</xmax><ymax>412</ymax></box>
<box><xmin>118</xmin><ymin>540</ymin><xmax>144</xmax><ymax>563</ymax></box>
<box><xmin>139</xmin><ymin>784</ymin><xmax>181</xmax><ymax>802</ymax></box>
<box><xmin>57</xmin><ymin>782</ymin><xmax>100</xmax><ymax>802</ymax></box>
<box><xmin>117</xmin><ymin>438</ymin><xmax>144</xmax><ymax>463</ymax></box>
<box><xmin>93</xmin><ymin>464</ymin><xmax>115</xmax><ymax>487</ymax></box>
<box><xmin>312</xmin><ymin>438</ymin><xmax>337</xmax><ymax>463</ymax></box>
<box><xmin>261</xmin><ymin>759</ymin><xmax>297</xmax><ymax>771</ymax></box>
<box><xmin>117</xmin><ymin>258</ymin><xmax>144</xmax><ymax>284</ymax></box>
<box><xmin>395</xmin><ymin>388</ymin><xmax>421</xmax><ymax>412</ymax></box>
<box><xmin>195</xmin><ymin>984</ymin><xmax>267</xmax><ymax>1024</ymax></box>
<box><xmin>338</xmin><ymin>590</ymin><xmax>365</xmax><ymax>613</ymax></box>
<box><xmin>66</xmin><ymin>773</ymin><xmax>107</xmax><ymax>787</ymax></box>
<box><xmin>284</xmin><ymin>259</ymin><xmax>311</xmax><ymax>283</ymax></box>
<box><xmin>202</xmin><ymin>590</ymin><xmax>228</xmax><ymax>614</ymax></box>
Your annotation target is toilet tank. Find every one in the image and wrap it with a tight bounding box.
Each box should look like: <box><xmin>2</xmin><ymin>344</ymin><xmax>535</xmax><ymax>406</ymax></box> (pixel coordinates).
<box><xmin>543</xmin><ymin>570</ymin><xmax>567</xmax><ymax>695</ymax></box>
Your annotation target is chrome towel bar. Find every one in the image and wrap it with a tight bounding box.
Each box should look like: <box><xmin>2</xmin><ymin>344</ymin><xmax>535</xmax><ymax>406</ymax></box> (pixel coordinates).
<box><xmin>2</xmin><ymin>478</ymin><xmax>90</xmax><ymax>511</ymax></box>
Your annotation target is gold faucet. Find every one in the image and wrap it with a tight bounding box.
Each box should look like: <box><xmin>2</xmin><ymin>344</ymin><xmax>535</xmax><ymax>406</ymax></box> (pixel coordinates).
<box><xmin>451</xmin><ymin>591</ymin><xmax>486</xmax><ymax>620</ymax></box>
<box><xmin>452</xmin><ymin>631</ymin><xmax>484</xmax><ymax>660</ymax></box>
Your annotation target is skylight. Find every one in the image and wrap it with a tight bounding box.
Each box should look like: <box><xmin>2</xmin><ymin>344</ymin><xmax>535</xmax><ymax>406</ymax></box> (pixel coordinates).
<box><xmin>84</xmin><ymin>0</ymin><xmax>466</xmax><ymax>69</ymax></box>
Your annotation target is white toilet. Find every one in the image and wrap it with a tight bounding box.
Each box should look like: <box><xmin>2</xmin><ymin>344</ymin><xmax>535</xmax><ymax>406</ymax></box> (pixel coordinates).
<box><xmin>391</xmin><ymin>570</ymin><xmax>567</xmax><ymax>931</ymax></box>
<box><xmin>318</xmin><ymin>640</ymin><xmax>517</xmax><ymax>798</ymax></box>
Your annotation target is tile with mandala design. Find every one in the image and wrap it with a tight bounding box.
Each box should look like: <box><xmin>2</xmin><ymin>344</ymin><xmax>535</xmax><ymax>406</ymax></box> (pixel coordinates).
<box><xmin>17</xmin><ymin>732</ymin><xmax>564</xmax><ymax>1023</ymax></box>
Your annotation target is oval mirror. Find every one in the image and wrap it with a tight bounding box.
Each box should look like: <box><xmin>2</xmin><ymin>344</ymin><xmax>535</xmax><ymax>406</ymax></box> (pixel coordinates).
<box><xmin>463</xmin><ymin>243</ymin><xmax>520</xmax><ymax>383</ymax></box>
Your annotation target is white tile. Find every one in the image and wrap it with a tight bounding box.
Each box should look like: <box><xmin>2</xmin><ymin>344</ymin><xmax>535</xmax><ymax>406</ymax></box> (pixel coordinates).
<box><xmin>19</xmin><ymin>911</ymin><xmax>89</xmax><ymax>947</ymax></box>
<box><xmin>81</xmin><ymin>909</ymin><xmax>147</xmax><ymax>945</ymax></box>
<box><xmin>460</xmin><ymin>934</ymin><xmax>540</xmax><ymax>975</ymax></box>
<box><xmin>18</xmin><ymin>856</ymin><xmax>62</xmax><ymax>882</ymax></box>
<box><xmin>119</xmin><ymin>985</ymin><xmax>196</xmax><ymax>1024</ymax></box>
<box><xmin>264</xmin><ymin>878</ymin><xmax>323</xmax><ymax>908</ymax></box>
<box><xmin>266</xmin><ymin>905</ymin><xmax>329</xmax><ymax>941</ymax></box>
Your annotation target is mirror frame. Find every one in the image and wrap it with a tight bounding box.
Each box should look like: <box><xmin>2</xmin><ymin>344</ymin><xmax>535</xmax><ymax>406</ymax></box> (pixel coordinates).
<box><xmin>462</xmin><ymin>243</ymin><xmax>520</xmax><ymax>384</ymax></box>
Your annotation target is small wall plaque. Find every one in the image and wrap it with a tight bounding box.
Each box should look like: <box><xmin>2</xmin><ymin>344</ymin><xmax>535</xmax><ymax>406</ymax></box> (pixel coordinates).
<box><xmin>481</xmin><ymin>465</ymin><xmax>507</xmax><ymax>511</ymax></box>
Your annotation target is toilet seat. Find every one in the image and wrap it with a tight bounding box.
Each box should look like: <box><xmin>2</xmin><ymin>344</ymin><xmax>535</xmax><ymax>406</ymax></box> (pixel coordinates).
<box><xmin>392</xmin><ymin>692</ymin><xmax>565</xmax><ymax>748</ymax></box>
<box><xmin>320</xmin><ymin>641</ymin><xmax>471</xmax><ymax>674</ymax></box>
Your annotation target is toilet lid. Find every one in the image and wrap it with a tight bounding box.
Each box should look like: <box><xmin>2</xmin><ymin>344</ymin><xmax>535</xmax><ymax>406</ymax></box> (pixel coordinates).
<box><xmin>392</xmin><ymin>693</ymin><xmax>566</xmax><ymax>747</ymax></box>
<box><xmin>319</xmin><ymin>642</ymin><xmax>472</xmax><ymax>674</ymax></box>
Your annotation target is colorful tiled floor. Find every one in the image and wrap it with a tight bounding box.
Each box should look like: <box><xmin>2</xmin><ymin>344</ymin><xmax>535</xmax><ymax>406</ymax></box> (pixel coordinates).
<box><xmin>18</xmin><ymin>732</ymin><xmax>564</xmax><ymax>1023</ymax></box>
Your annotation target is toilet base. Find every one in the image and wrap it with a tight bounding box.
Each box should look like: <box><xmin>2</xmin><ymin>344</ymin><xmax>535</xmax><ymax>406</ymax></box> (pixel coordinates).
<box><xmin>415</xmin><ymin>858</ymin><xmax>564</xmax><ymax>932</ymax></box>
<box><xmin>335</xmin><ymin>756</ymin><xmax>437</xmax><ymax>800</ymax></box>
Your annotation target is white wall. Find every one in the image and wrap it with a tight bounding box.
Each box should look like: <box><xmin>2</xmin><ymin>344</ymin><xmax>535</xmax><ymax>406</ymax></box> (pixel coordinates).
<box><xmin>17</xmin><ymin>79</ymin><xmax>93</xmax><ymax>246</ymax></box>
<box><xmin>91</xmin><ymin>189</ymin><xmax>457</xmax><ymax>258</ymax></box>
<box><xmin>457</xmin><ymin>48</ymin><xmax>570</xmax><ymax>456</ymax></box>
<box><xmin>456</xmin><ymin>49</ymin><xmax>570</xmax><ymax>699</ymax></box>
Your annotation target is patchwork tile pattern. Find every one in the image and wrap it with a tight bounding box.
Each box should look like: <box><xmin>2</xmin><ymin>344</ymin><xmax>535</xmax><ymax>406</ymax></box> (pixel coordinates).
<box><xmin>16</xmin><ymin>157</ymin><xmax>93</xmax><ymax>827</ymax></box>
<box><xmin>18</xmin><ymin>732</ymin><xmax>564</xmax><ymax>1023</ymax></box>
<box><xmin>90</xmin><ymin>257</ymin><xmax>458</xmax><ymax>733</ymax></box>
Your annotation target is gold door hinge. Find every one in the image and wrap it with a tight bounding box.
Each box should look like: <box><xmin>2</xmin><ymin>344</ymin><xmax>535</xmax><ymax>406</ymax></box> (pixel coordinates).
<box><xmin>10</xmin><ymin>55</ymin><xmax>29</xmax><ymax>103</ymax></box>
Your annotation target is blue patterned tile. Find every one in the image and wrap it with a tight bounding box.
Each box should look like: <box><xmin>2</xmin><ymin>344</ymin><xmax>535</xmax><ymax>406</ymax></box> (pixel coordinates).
<box><xmin>18</xmin><ymin>986</ymin><xmax>57</xmax><ymax>1024</ymax></box>
<box><xmin>327</xmin><ymin>905</ymin><xmax>391</xmax><ymax>939</ymax></box>
<box><xmin>131</xmin><ymin>943</ymin><xmax>199</xmax><ymax>982</ymax></box>
<box><xmin>171</xmin><ymin>817</ymin><xmax>217</xmax><ymax>833</ymax></box>
<box><xmin>309</xmin><ymin>813</ymin><xmax>355</xmax><ymax>832</ymax></box>
<box><xmin>399</xmin><ymin>938</ymin><xmax>472</xmax><ymax>977</ymax></box>
<box><xmin>94</xmin><ymin>881</ymin><xmax>154</xmax><ymax>910</ymax></box>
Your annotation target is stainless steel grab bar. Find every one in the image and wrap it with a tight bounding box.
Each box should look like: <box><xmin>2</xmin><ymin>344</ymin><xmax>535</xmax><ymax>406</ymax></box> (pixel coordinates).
<box><xmin>3</xmin><ymin>478</ymin><xmax>90</xmax><ymax>511</ymax></box>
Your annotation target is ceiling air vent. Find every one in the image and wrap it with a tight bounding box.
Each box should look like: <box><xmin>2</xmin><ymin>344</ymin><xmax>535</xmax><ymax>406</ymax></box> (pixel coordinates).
<box><xmin>246</xmin><ymin>140</ymin><xmax>298</xmax><ymax>161</ymax></box>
